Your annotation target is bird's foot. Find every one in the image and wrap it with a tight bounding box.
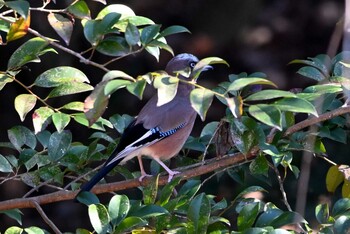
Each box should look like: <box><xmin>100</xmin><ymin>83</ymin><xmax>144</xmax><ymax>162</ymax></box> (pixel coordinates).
<box><xmin>167</xmin><ymin>170</ymin><xmax>180</xmax><ymax>182</ymax></box>
<box><xmin>138</xmin><ymin>173</ymin><xmax>152</xmax><ymax>182</ymax></box>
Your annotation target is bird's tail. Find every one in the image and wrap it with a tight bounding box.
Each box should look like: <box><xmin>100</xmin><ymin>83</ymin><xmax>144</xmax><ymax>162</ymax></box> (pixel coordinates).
<box><xmin>76</xmin><ymin>157</ymin><xmax>123</xmax><ymax>198</ymax></box>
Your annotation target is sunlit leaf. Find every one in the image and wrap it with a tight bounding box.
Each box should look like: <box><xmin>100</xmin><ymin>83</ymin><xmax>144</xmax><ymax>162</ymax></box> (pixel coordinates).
<box><xmin>245</xmin><ymin>90</ymin><xmax>297</xmax><ymax>101</ymax></box>
<box><xmin>88</xmin><ymin>204</ymin><xmax>111</xmax><ymax>234</ymax></box>
<box><xmin>326</xmin><ymin>165</ymin><xmax>344</xmax><ymax>193</ymax></box>
<box><xmin>6</xmin><ymin>15</ymin><xmax>30</xmax><ymax>42</ymax></box>
<box><xmin>192</xmin><ymin>57</ymin><xmax>229</xmax><ymax>81</ymax></box>
<box><xmin>228</xmin><ymin>77</ymin><xmax>277</xmax><ymax>92</ymax></box>
<box><xmin>126</xmin><ymin>78</ymin><xmax>146</xmax><ymax>99</ymax></box>
<box><xmin>52</xmin><ymin>112</ymin><xmax>71</xmax><ymax>133</ymax></box>
<box><xmin>48</xmin><ymin>13</ymin><xmax>73</xmax><ymax>45</ymax></box>
<box><xmin>47</xmin><ymin>82</ymin><xmax>93</xmax><ymax>98</ymax></box>
<box><xmin>274</xmin><ymin>97</ymin><xmax>318</xmax><ymax>117</ymax></box>
<box><xmin>96</xmin><ymin>4</ymin><xmax>135</xmax><ymax>20</ymax></box>
<box><xmin>32</xmin><ymin>107</ymin><xmax>54</xmax><ymax>134</ymax></box>
<box><xmin>190</xmin><ymin>88</ymin><xmax>214</xmax><ymax>121</ymax></box>
<box><xmin>114</xmin><ymin>217</ymin><xmax>147</xmax><ymax>233</ymax></box>
<box><xmin>109</xmin><ymin>194</ymin><xmax>130</xmax><ymax>226</ymax></box>
<box><xmin>153</xmin><ymin>76</ymin><xmax>179</xmax><ymax>106</ymax></box>
<box><xmin>8</xmin><ymin>37</ymin><xmax>53</xmax><ymax>70</ymax></box>
<box><xmin>14</xmin><ymin>94</ymin><xmax>37</xmax><ymax>121</ymax></box>
<box><xmin>248</xmin><ymin>104</ymin><xmax>282</xmax><ymax>130</ymax></box>
<box><xmin>61</xmin><ymin>101</ymin><xmax>84</xmax><ymax>111</ymax></box>
<box><xmin>225</xmin><ymin>96</ymin><xmax>243</xmax><ymax>118</ymax></box>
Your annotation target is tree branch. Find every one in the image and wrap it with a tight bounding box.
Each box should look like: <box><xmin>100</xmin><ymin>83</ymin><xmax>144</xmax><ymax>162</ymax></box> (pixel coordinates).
<box><xmin>1</xmin><ymin>105</ymin><xmax>350</xmax><ymax>211</ymax></box>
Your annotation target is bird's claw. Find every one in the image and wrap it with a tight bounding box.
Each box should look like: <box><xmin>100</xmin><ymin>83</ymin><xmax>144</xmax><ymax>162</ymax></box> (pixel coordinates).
<box><xmin>139</xmin><ymin>173</ymin><xmax>152</xmax><ymax>182</ymax></box>
<box><xmin>167</xmin><ymin>170</ymin><xmax>180</xmax><ymax>182</ymax></box>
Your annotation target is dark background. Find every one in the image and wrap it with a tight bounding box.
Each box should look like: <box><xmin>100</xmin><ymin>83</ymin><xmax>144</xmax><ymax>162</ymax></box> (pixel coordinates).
<box><xmin>0</xmin><ymin>0</ymin><xmax>346</xmax><ymax>231</ymax></box>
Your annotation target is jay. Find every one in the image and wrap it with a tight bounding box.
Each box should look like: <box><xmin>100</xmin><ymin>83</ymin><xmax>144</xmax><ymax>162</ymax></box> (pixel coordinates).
<box><xmin>78</xmin><ymin>53</ymin><xmax>211</xmax><ymax>193</ymax></box>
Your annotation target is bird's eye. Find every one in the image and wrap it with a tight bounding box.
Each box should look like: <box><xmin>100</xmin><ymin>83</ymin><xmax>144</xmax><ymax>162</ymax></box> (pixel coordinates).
<box><xmin>189</xmin><ymin>62</ymin><xmax>196</xmax><ymax>68</ymax></box>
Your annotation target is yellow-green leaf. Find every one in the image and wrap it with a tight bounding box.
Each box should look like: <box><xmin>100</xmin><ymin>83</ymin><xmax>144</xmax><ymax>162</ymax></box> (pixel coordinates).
<box><xmin>228</xmin><ymin>77</ymin><xmax>277</xmax><ymax>92</ymax></box>
<box><xmin>14</xmin><ymin>94</ymin><xmax>37</xmax><ymax>122</ymax></box>
<box><xmin>153</xmin><ymin>76</ymin><xmax>179</xmax><ymax>106</ymax></box>
<box><xmin>190</xmin><ymin>88</ymin><xmax>214</xmax><ymax>121</ymax></box>
<box><xmin>326</xmin><ymin>165</ymin><xmax>344</xmax><ymax>193</ymax></box>
<box><xmin>47</xmin><ymin>13</ymin><xmax>73</xmax><ymax>45</ymax></box>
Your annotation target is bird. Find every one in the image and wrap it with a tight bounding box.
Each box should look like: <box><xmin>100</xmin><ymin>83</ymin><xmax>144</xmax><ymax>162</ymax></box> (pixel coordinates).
<box><xmin>77</xmin><ymin>53</ymin><xmax>212</xmax><ymax>195</ymax></box>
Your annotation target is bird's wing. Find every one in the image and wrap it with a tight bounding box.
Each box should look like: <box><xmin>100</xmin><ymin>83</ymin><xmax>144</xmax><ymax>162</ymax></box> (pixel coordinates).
<box><xmin>104</xmin><ymin>119</ymin><xmax>186</xmax><ymax>167</ymax></box>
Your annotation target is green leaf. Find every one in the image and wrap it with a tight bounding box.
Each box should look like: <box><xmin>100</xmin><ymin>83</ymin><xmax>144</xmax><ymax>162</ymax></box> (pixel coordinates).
<box><xmin>297</xmin><ymin>66</ymin><xmax>326</xmax><ymax>81</ymax></box>
<box><xmin>8</xmin><ymin>126</ymin><xmax>36</xmax><ymax>151</ymax></box>
<box><xmin>21</xmin><ymin>171</ymin><xmax>40</xmax><ymax>187</ymax></box>
<box><xmin>315</xmin><ymin>203</ymin><xmax>330</xmax><ymax>224</ymax></box>
<box><xmin>192</xmin><ymin>57</ymin><xmax>229</xmax><ymax>81</ymax></box>
<box><xmin>326</xmin><ymin>165</ymin><xmax>344</xmax><ymax>193</ymax></box>
<box><xmin>269</xmin><ymin>211</ymin><xmax>307</xmax><ymax>228</ymax></box>
<box><xmin>158</xmin><ymin>177</ymin><xmax>182</xmax><ymax>206</ymax></box>
<box><xmin>61</xmin><ymin>101</ymin><xmax>84</xmax><ymax>111</ymax></box>
<box><xmin>125</xmin><ymin>22</ymin><xmax>140</xmax><ymax>46</ymax></box>
<box><xmin>0</xmin><ymin>154</ymin><xmax>13</xmax><ymax>172</ymax></box>
<box><xmin>248</xmin><ymin>104</ymin><xmax>282</xmax><ymax>130</ymax></box>
<box><xmin>249</xmin><ymin>154</ymin><xmax>269</xmax><ymax>176</ymax></box>
<box><xmin>5</xmin><ymin>0</ymin><xmax>29</xmax><ymax>18</ymax></box>
<box><xmin>141</xmin><ymin>24</ymin><xmax>161</xmax><ymax>45</ymax></box>
<box><xmin>157</xmin><ymin>25</ymin><xmax>190</xmax><ymax>38</ymax></box>
<box><xmin>108</xmin><ymin>194</ymin><xmax>130</xmax><ymax>226</ymax></box>
<box><xmin>228</xmin><ymin>77</ymin><xmax>277</xmax><ymax>92</ymax></box>
<box><xmin>47</xmin><ymin>13</ymin><xmax>73</xmax><ymax>45</ymax></box>
<box><xmin>188</xmin><ymin>193</ymin><xmax>210</xmax><ymax>233</ymax></box>
<box><xmin>14</xmin><ymin>94</ymin><xmax>37</xmax><ymax>122</ymax></box>
<box><xmin>335</xmin><ymin>216</ymin><xmax>350</xmax><ymax>234</ymax></box>
<box><xmin>47</xmin><ymin>82</ymin><xmax>93</xmax><ymax>98</ymax></box>
<box><xmin>73</xmin><ymin>113</ymin><xmax>110</xmax><ymax>131</ymax></box>
<box><xmin>332</xmin><ymin>198</ymin><xmax>350</xmax><ymax>217</ymax></box>
<box><xmin>245</xmin><ymin>90</ymin><xmax>297</xmax><ymax>101</ymax></box>
<box><xmin>67</xmin><ymin>0</ymin><xmax>91</xmax><ymax>19</ymax></box>
<box><xmin>237</xmin><ymin>202</ymin><xmax>260</xmax><ymax>231</ymax></box>
<box><xmin>1</xmin><ymin>209</ymin><xmax>22</xmax><ymax>225</ymax></box>
<box><xmin>96</xmin><ymin>4</ymin><xmax>135</xmax><ymax>20</ymax></box>
<box><xmin>148</xmin><ymin>40</ymin><xmax>174</xmax><ymax>55</ymax></box>
<box><xmin>8</xmin><ymin>37</ymin><xmax>52</xmax><ymax>70</ymax></box>
<box><xmin>89</xmin><ymin>204</ymin><xmax>111</xmax><ymax>234</ymax></box>
<box><xmin>126</xmin><ymin>78</ymin><xmax>146</xmax><ymax>99</ymax></box>
<box><xmin>145</xmin><ymin>46</ymin><xmax>160</xmax><ymax>61</ymax></box>
<box><xmin>153</xmin><ymin>76</ymin><xmax>179</xmax><ymax>106</ymax></box>
<box><xmin>76</xmin><ymin>191</ymin><xmax>100</xmax><ymax>206</ymax></box>
<box><xmin>52</xmin><ymin>112</ymin><xmax>70</xmax><ymax>133</ymax></box>
<box><xmin>114</xmin><ymin>217</ymin><xmax>147</xmax><ymax>234</ymax></box>
<box><xmin>109</xmin><ymin>114</ymin><xmax>134</xmax><ymax>134</ymax></box>
<box><xmin>35</xmin><ymin>66</ymin><xmax>89</xmax><ymax>87</ymax></box>
<box><xmin>24</xmin><ymin>227</ymin><xmax>47</xmax><ymax>234</ymax></box>
<box><xmin>32</xmin><ymin>107</ymin><xmax>54</xmax><ymax>134</ymax></box>
<box><xmin>96</xmin><ymin>36</ymin><xmax>129</xmax><ymax>56</ymax></box>
<box><xmin>225</xmin><ymin>96</ymin><xmax>243</xmax><ymax>118</ymax></box>
<box><xmin>143</xmin><ymin>175</ymin><xmax>159</xmax><ymax>205</ymax></box>
<box><xmin>273</xmin><ymin>97</ymin><xmax>318</xmax><ymax>116</ymax></box>
<box><xmin>178</xmin><ymin>179</ymin><xmax>201</xmax><ymax>197</ymax></box>
<box><xmin>128</xmin><ymin>205</ymin><xmax>169</xmax><ymax>219</ymax></box>
<box><xmin>0</xmin><ymin>72</ymin><xmax>13</xmax><ymax>90</ymax></box>
<box><xmin>303</xmin><ymin>84</ymin><xmax>342</xmax><ymax>95</ymax></box>
<box><xmin>48</xmin><ymin>131</ymin><xmax>72</xmax><ymax>161</ymax></box>
<box><xmin>84</xmin><ymin>81</ymin><xmax>110</xmax><ymax>126</ymax></box>
<box><xmin>190</xmin><ymin>88</ymin><xmax>214</xmax><ymax>121</ymax></box>
<box><xmin>104</xmin><ymin>79</ymin><xmax>132</xmax><ymax>95</ymax></box>
<box><xmin>235</xmin><ymin>186</ymin><xmax>267</xmax><ymax>200</ymax></box>
<box><xmin>5</xmin><ymin>226</ymin><xmax>23</xmax><ymax>234</ymax></box>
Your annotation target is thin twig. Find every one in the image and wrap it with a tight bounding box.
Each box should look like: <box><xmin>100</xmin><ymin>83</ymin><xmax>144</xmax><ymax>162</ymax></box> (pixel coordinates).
<box><xmin>269</xmin><ymin>162</ymin><xmax>292</xmax><ymax>211</ymax></box>
<box><xmin>33</xmin><ymin>201</ymin><xmax>62</xmax><ymax>234</ymax></box>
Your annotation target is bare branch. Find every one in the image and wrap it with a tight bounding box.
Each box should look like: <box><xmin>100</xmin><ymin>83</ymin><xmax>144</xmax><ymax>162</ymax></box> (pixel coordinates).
<box><xmin>33</xmin><ymin>201</ymin><xmax>62</xmax><ymax>234</ymax></box>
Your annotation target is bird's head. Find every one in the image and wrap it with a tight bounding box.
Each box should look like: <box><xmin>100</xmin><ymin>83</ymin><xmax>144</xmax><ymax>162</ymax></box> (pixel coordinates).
<box><xmin>165</xmin><ymin>53</ymin><xmax>212</xmax><ymax>81</ymax></box>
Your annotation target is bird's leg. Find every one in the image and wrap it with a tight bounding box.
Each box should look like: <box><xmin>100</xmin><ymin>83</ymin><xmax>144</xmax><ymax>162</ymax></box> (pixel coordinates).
<box><xmin>137</xmin><ymin>156</ymin><xmax>152</xmax><ymax>182</ymax></box>
<box><xmin>153</xmin><ymin>157</ymin><xmax>180</xmax><ymax>182</ymax></box>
